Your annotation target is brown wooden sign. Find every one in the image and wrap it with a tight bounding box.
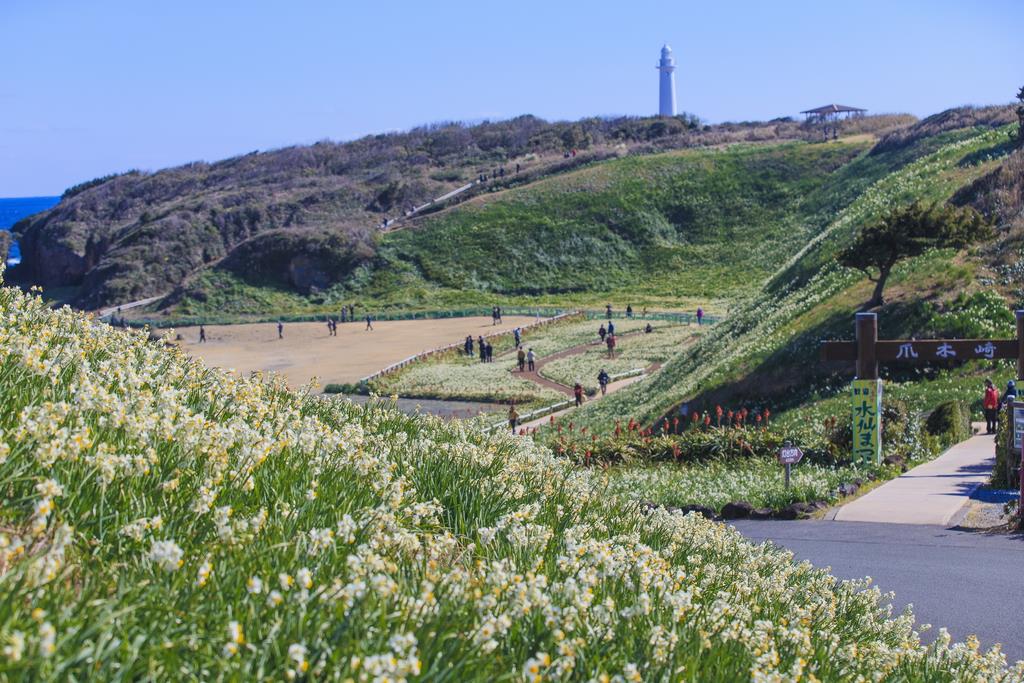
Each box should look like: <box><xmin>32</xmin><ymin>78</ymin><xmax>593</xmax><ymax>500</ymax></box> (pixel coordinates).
<box><xmin>820</xmin><ymin>310</ymin><xmax>1024</xmax><ymax>467</ymax></box>
<box><xmin>821</xmin><ymin>311</ymin><xmax>1024</xmax><ymax>380</ymax></box>
<box><xmin>822</xmin><ymin>339</ymin><xmax>1019</xmax><ymax>362</ymax></box>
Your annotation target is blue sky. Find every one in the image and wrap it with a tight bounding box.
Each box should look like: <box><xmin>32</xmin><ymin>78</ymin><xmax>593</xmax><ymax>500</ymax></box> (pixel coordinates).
<box><xmin>2</xmin><ymin>0</ymin><xmax>1021</xmax><ymax>196</ymax></box>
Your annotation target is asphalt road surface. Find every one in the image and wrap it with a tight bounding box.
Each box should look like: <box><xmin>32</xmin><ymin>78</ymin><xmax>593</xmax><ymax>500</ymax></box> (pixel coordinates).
<box><xmin>732</xmin><ymin>520</ymin><xmax>1024</xmax><ymax>663</ymax></box>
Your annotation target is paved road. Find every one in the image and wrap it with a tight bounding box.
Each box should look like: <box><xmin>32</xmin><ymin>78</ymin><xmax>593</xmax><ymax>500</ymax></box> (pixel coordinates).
<box><xmin>835</xmin><ymin>431</ymin><xmax>994</xmax><ymax>525</ymax></box>
<box><xmin>732</xmin><ymin>520</ymin><xmax>1024</xmax><ymax>662</ymax></box>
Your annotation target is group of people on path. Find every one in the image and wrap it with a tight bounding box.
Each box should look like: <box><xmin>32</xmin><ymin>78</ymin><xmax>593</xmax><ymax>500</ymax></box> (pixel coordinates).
<box><xmin>517</xmin><ymin>346</ymin><xmax>537</xmax><ymax>372</ymax></box>
<box><xmin>465</xmin><ymin>323</ymin><xmax>533</xmax><ymax>368</ymax></box>
<box><xmin>571</xmin><ymin>367</ymin><xmax>613</xmax><ymax>408</ymax></box>
<box><xmin>597</xmin><ymin>321</ymin><xmax>618</xmax><ymax>358</ymax></box>
<box><xmin>983</xmin><ymin>378</ymin><xmax>1018</xmax><ymax>434</ymax></box>
<box><xmin>467</xmin><ymin>335</ymin><xmax>495</xmax><ymax>362</ymax></box>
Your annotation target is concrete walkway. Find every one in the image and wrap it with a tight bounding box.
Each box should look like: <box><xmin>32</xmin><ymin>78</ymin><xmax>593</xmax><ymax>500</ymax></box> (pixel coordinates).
<box><xmin>834</xmin><ymin>430</ymin><xmax>995</xmax><ymax>526</ymax></box>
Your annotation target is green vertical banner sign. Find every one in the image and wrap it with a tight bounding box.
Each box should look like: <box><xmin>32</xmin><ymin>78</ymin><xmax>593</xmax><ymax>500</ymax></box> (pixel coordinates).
<box><xmin>851</xmin><ymin>379</ymin><xmax>882</xmax><ymax>465</ymax></box>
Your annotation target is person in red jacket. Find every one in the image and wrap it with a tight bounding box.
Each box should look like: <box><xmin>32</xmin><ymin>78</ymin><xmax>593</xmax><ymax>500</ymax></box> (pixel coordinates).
<box><xmin>983</xmin><ymin>378</ymin><xmax>1000</xmax><ymax>434</ymax></box>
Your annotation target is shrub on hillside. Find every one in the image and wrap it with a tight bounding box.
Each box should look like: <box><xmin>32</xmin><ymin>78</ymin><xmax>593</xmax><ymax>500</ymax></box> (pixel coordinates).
<box><xmin>925</xmin><ymin>400</ymin><xmax>972</xmax><ymax>447</ymax></box>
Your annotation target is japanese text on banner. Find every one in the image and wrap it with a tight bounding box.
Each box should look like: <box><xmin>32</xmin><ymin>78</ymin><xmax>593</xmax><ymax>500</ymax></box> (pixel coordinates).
<box><xmin>851</xmin><ymin>379</ymin><xmax>882</xmax><ymax>465</ymax></box>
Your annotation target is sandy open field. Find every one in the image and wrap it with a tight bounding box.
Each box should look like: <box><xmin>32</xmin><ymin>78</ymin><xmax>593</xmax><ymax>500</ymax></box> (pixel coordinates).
<box><xmin>175</xmin><ymin>315</ymin><xmax>542</xmax><ymax>389</ymax></box>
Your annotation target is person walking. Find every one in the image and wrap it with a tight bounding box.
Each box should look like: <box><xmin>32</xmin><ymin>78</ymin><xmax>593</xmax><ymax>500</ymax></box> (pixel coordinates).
<box><xmin>508</xmin><ymin>404</ymin><xmax>519</xmax><ymax>433</ymax></box>
<box><xmin>327</xmin><ymin>319</ymin><xmax>334</xmax><ymax>336</ymax></box>
<box><xmin>983</xmin><ymin>379</ymin><xmax>1000</xmax><ymax>434</ymax></box>
<box><xmin>496</xmin><ymin>307</ymin><xmax>503</xmax><ymax>324</ymax></box>
<box><xmin>340</xmin><ymin>308</ymin><xmax>347</xmax><ymax>324</ymax></box>
<box><xmin>492</xmin><ymin>306</ymin><xmax>498</xmax><ymax>326</ymax></box>
<box><xmin>1001</xmin><ymin>380</ymin><xmax>1017</xmax><ymax>409</ymax></box>
<box><xmin>365</xmin><ymin>314</ymin><xmax>373</xmax><ymax>331</ymax></box>
<box><xmin>696</xmin><ymin>307</ymin><xmax>704</xmax><ymax>326</ymax></box>
<box><xmin>465</xmin><ymin>335</ymin><xmax>474</xmax><ymax>357</ymax></box>
<box><xmin>606</xmin><ymin>304</ymin><xmax>612</xmax><ymax>320</ymax></box>
<box><xmin>607</xmin><ymin>320</ymin><xmax>615</xmax><ymax>336</ymax></box>
<box><xmin>513</xmin><ymin>327</ymin><xmax>521</xmax><ymax>347</ymax></box>
<box><xmin>479</xmin><ymin>338</ymin><xmax>487</xmax><ymax>363</ymax></box>
<box><xmin>606</xmin><ymin>333</ymin><xmax>616</xmax><ymax>358</ymax></box>
<box><xmin>199</xmin><ymin>325</ymin><xmax>206</xmax><ymax>343</ymax></box>
<box><xmin>517</xmin><ymin>346</ymin><xmax>526</xmax><ymax>372</ymax></box>
<box><xmin>597</xmin><ymin>369</ymin><xmax>610</xmax><ymax>396</ymax></box>
<box><xmin>573</xmin><ymin>382</ymin><xmax>584</xmax><ymax>407</ymax></box>
<box><xmin>485</xmin><ymin>342</ymin><xmax>494</xmax><ymax>363</ymax></box>
<box><xmin>598</xmin><ymin>323</ymin><xmax>606</xmax><ymax>342</ymax></box>
<box><xmin>527</xmin><ymin>348</ymin><xmax>536</xmax><ymax>372</ymax></box>
<box><xmin>277</xmin><ymin>321</ymin><xmax>283</xmax><ymax>340</ymax></box>
<box><xmin>626</xmin><ymin>305</ymin><xmax>633</xmax><ymax>319</ymax></box>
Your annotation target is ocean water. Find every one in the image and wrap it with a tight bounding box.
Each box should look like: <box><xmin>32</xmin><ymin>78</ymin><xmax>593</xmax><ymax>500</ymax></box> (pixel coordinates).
<box><xmin>0</xmin><ymin>196</ymin><xmax>60</xmax><ymax>264</ymax></box>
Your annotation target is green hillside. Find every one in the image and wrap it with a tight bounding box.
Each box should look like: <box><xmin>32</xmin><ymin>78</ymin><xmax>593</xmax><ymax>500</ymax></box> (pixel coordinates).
<box><xmin>570</xmin><ymin>114</ymin><xmax>1022</xmax><ymax>433</ymax></box>
<box><xmin>170</xmin><ymin>129</ymin><xmax>910</xmax><ymax>318</ymax></box>
<box><xmin>16</xmin><ymin>114</ymin><xmax>906</xmax><ymax>311</ymax></box>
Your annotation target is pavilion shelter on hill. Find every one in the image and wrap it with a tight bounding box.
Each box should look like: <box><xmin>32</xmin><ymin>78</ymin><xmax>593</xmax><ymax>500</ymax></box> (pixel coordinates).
<box><xmin>800</xmin><ymin>104</ymin><xmax>867</xmax><ymax>122</ymax></box>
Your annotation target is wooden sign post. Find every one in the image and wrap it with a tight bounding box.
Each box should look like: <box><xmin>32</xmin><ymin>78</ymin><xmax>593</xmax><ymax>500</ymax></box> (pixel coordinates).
<box><xmin>778</xmin><ymin>441</ymin><xmax>804</xmax><ymax>489</ymax></box>
<box><xmin>821</xmin><ymin>310</ymin><xmax>1024</xmax><ymax>464</ymax></box>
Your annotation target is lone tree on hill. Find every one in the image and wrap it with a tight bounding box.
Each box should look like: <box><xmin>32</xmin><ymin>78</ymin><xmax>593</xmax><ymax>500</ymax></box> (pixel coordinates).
<box><xmin>839</xmin><ymin>201</ymin><xmax>992</xmax><ymax>307</ymax></box>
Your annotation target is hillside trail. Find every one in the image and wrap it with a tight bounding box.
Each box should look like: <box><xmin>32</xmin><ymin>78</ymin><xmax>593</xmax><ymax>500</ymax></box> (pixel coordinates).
<box><xmin>517</xmin><ymin>368</ymin><xmax>658</xmax><ymax>432</ymax></box>
<box><xmin>515</xmin><ymin>330</ymin><xmax>648</xmax><ymax>397</ymax></box>
<box><xmin>382</xmin><ymin>149</ymin><xmax>610</xmax><ymax>235</ymax></box>
<box><xmin>97</xmin><ymin>295</ymin><xmax>165</xmax><ymax>318</ymax></box>
<box><xmin>831</xmin><ymin>422</ymin><xmax>996</xmax><ymax>526</ymax></box>
<box><xmin>509</xmin><ymin>330</ymin><xmax>660</xmax><ymax>431</ymax></box>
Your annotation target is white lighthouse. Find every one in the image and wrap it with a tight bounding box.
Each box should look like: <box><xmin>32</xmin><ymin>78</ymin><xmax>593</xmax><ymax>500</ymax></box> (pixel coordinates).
<box><xmin>657</xmin><ymin>44</ymin><xmax>677</xmax><ymax>117</ymax></box>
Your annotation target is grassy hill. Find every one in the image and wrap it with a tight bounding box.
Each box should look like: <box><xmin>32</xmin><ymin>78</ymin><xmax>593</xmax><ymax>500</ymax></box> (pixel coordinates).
<box><xmin>167</xmin><ymin>126</ymin><xmax>913</xmax><ymax>319</ymax></box>
<box><xmin>0</xmin><ymin>279</ymin><xmax>1017</xmax><ymax>679</ymax></box>
<box><xmin>10</xmin><ymin>113</ymin><xmax>913</xmax><ymax>313</ymax></box>
<box><xmin>567</xmin><ymin>109</ymin><xmax>1022</xmax><ymax>434</ymax></box>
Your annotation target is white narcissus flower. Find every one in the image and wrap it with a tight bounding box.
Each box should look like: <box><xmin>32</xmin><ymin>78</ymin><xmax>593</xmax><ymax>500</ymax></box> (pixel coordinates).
<box><xmin>246</xmin><ymin>576</ymin><xmax>263</xmax><ymax>595</ymax></box>
<box><xmin>227</xmin><ymin>620</ymin><xmax>244</xmax><ymax>645</ymax></box>
<box><xmin>147</xmin><ymin>540</ymin><xmax>184</xmax><ymax>572</ymax></box>
<box><xmin>38</xmin><ymin>622</ymin><xmax>56</xmax><ymax>658</ymax></box>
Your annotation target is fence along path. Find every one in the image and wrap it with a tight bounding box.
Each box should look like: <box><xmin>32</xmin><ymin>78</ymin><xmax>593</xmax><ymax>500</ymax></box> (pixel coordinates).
<box><xmin>358</xmin><ymin>311</ymin><xmax>581</xmax><ymax>385</ymax></box>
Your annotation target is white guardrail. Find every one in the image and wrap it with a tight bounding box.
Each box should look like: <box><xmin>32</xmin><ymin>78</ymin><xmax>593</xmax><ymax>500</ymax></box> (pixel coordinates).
<box><xmin>358</xmin><ymin>311</ymin><xmax>580</xmax><ymax>385</ymax></box>
<box><xmin>488</xmin><ymin>367</ymin><xmax>648</xmax><ymax>433</ymax></box>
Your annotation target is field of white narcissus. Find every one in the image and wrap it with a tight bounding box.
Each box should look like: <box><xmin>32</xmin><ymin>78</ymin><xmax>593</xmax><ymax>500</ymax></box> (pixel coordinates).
<box><xmin>0</xmin><ymin>282</ymin><xmax>1021</xmax><ymax>681</ymax></box>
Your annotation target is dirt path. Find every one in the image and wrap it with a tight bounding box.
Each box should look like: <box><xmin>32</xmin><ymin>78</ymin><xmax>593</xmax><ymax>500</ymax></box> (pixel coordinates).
<box><xmin>176</xmin><ymin>315</ymin><xmax>541</xmax><ymax>389</ymax></box>
<box><xmin>512</xmin><ymin>331</ymin><xmax>647</xmax><ymax>397</ymax></box>
<box><xmin>517</xmin><ymin>365</ymin><xmax>659</xmax><ymax>431</ymax></box>
<box><xmin>508</xmin><ymin>331</ymin><xmax>659</xmax><ymax>430</ymax></box>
